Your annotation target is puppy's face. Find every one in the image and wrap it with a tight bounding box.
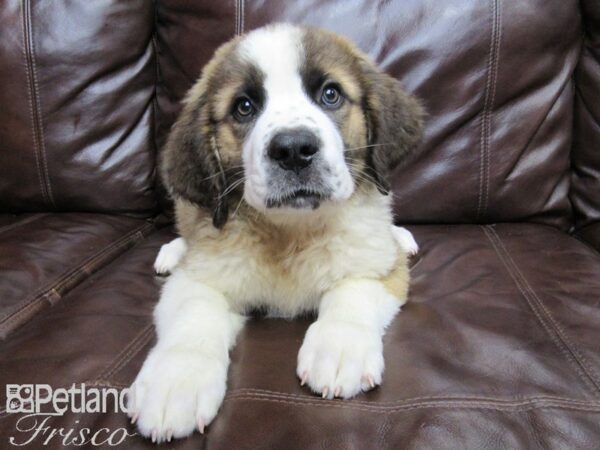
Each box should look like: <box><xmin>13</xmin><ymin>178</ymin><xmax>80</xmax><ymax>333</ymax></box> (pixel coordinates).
<box><xmin>162</xmin><ymin>24</ymin><xmax>423</xmax><ymax>227</ymax></box>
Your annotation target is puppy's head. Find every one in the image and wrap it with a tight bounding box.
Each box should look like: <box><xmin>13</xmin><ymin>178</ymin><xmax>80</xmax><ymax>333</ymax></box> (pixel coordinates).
<box><xmin>162</xmin><ymin>24</ymin><xmax>423</xmax><ymax>228</ymax></box>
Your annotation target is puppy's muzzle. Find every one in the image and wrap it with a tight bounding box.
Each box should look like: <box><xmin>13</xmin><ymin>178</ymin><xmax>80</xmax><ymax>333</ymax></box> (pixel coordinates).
<box><xmin>268</xmin><ymin>128</ymin><xmax>320</xmax><ymax>174</ymax></box>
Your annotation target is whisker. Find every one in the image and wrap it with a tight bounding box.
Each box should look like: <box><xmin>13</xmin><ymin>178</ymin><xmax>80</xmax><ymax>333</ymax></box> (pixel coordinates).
<box><xmin>344</xmin><ymin>143</ymin><xmax>393</xmax><ymax>153</ymax></box>
<box><xmin>232</xmin><ymin>195</ymin><xmax>245</xmax><ymax>217</ymax></box>
<box><xmin>218</xmin><ymin>177</ymin><xmax>246</xmax><ymax>199</ymax></box>
<box><xmin>346</xmin><ymin>164</ymin><xmax>389</xmax><ymax>193</ymax></box>
<box><xmin>199</xmin><ymin>168</ymin><xmax>245</xmax><ymax>183</ymax></box>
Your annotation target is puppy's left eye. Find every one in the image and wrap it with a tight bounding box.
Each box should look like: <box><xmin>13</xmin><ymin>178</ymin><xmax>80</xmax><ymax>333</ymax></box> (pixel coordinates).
<box><xmin>233</xmin><ymin>97</ymin><xmax>256</xmax><ymax>122</ymax></box>
<box><xmin>320</xmin><ymin>84</ymin><xmax>343</xmax><ymax>109</ymax></box>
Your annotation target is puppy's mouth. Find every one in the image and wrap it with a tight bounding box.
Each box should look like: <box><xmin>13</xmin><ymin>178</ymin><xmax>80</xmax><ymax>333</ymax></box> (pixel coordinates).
<box><xmin>265</xmin><ymin>189</ymin><xmax>328</xmax><ymax>210</ymax></box>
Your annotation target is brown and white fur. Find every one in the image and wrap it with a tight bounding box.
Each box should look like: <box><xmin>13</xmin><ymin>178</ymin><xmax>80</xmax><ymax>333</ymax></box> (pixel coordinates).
<box><xmin>129</xmin><ymin>24</ymin><xmax>423</xmax><ymax>443</ymax></box>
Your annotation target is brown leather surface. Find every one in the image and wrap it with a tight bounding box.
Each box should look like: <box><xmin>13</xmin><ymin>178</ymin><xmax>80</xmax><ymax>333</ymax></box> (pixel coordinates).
<box><xmin>0</xmin><ymin>0</ymin><xmax>157</xmax><ymax>215</ymax></box>
<box><xmin>0</xmin><ymin>214</ymin><xmax>25</xmax><ymax>229</ymax></box>
<box><xmin>575</xmin><ymin>222</ymin><xmax>600</xmax><ymax>253</ymax></box>
<box><xmin>1</xmin><ymin>224</ymin><xmax>599</xmax><ymax>448</ymax></box>
<box><xmin>0</xmin><ymin>228</ymin><xmax>172</xmax><ymax>395</ymax></box>
<box><xmin>155</xmin><ymin>0</ymin><xmax>236</xmax><ymax>150</ymax></box>
<box><xmin>0</xmin><ymin>213</ymin><xmax>156</xmax><ymax>338</ymax></box>
<box><xmin>0</xmin><ymin>228</ymin><xmax>173</xmax><ymax>448</ymax></box>
<box><xmin>1</xmin><ymin>1</ymin><xmax>600</xmax><ymax>448</ymax></box>
<box><xmin>571</xmin><ymin>0</ymin><xmax>600</xmax><ymax>237</ymax></box>
<box><xmin>156</xmin><ymin>0</ymin><xmax>578</xmax><ymax>228</ymax></box>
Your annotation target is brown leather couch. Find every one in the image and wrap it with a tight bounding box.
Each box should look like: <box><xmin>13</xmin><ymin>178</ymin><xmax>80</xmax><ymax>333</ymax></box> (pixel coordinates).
<box><xmin>1</xmin><ymin>1</ymin><xmax>599</xmax><ymax>448</ymax></box>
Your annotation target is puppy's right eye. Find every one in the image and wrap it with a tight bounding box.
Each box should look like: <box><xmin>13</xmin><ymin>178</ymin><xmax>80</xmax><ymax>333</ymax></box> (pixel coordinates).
<box><xmin>233</xmin><ymin>97</ymin><xmax>256</xmax><ymax>122</ymax></box>
<box><xmin>319</xmin><ymin>83</ymin><xmax>344</xmax><ymax>109</ymax></box>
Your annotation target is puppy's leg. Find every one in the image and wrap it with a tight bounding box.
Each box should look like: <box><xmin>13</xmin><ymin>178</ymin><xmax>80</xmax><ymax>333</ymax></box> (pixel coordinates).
<box><xmin>128</xmin><ymin>270</ymin><xmax>244</xmax><ymax>443</ymax></box>
<box><xmin>391</xmin><ymin>226</ymin><xmax>419</xmax><ymax>256</ymax></box>
<box><xmin>154</xmin><ymin>237</ymin><xmax>187</xmax><ymax>275</ymax></box>
<box><xmin>297</xmin><ymin>279</ymin><xmax>400</xmax><ymax>399</ymax></box>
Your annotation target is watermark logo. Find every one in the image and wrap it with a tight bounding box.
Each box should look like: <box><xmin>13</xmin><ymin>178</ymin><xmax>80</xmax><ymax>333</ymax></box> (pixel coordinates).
<box><xmin>6</xmin><ymin>385</ymin><xmax>35</xmax><ymax>414</ymax></box>
<box><xmin>5</xmin><ymin>383</ymin><xmax>136</xmax><ymax>447</ymax></box>
<box><xmin>6</xmin><ymin>383</ymin><xmax>131</xmax><ymax>415</ymax></box>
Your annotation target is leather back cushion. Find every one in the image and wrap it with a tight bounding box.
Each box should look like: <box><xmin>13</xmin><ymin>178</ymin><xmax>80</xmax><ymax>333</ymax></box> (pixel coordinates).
<box><xmin>0</xmin><ymin>0</ymin><xmax>157</xmax><ymax>215</ymax></box>
<box><xmin>156</xmin><ymin>0</ymin><xmax>580</xmax><ymax>228</ymax></box>
<box><xmin>571</xmin><ymin>0</ymin><xmax>600</xmax><ymax>231</ymax></box>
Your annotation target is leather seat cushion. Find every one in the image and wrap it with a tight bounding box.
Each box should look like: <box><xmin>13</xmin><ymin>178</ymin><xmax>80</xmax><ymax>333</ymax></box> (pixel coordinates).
<box><xmin>1</xmin><ymin>224</ymin><xmax>599</xmax><ymax>448</ymax></box>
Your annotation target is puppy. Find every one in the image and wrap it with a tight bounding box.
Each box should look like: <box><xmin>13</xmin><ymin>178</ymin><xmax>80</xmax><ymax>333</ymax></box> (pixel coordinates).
<box><xmin>129</xmin><ymin>24</ymin><xmax>423</xmax><ymax>443</ymax></box>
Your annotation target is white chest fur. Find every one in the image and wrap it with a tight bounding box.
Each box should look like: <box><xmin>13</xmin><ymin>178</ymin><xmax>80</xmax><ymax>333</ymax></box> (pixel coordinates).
<box><xmin>177</xmin><ymin>190</ymin><xmax>400</xmax><ymax>317</ymax></box>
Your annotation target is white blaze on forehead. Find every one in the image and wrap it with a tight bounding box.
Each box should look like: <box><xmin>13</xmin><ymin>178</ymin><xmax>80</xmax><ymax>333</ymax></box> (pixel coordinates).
<box><xmin>238</xmin><ymin>24</ymin><xmax>305</xmax><ymax>100</ymax></box>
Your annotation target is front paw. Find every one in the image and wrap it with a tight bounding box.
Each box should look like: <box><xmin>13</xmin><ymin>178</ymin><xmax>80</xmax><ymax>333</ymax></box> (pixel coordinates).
<box><xmin>128</xmin><ymin>346</ymin><xmax>227</xmax><ymax>443</ymax></box>
<box><xmin>154</xmin><ymin>238</ymin><xmax>187</xmax><ymax>275</ymax></box>
<box><xmin>391</xmin><ymin>226</ymin><xmax>419</xmax><ymax>256</ymax></box>
<box><xmin>297</xmin><ymin>319</ymin><xmax>384</xmax><ymax>399</ymax></box>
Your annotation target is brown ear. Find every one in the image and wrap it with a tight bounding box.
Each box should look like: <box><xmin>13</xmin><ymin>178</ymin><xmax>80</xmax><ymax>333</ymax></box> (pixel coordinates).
<box><xmin>160</xmin><ymin>96</ymin><xmax>229</xmax><ymax>228</ymax></box>
<box><xmin>362</xmin><ymin>66</ymin><xmax>424</xmax><ymax>194</ymax></box>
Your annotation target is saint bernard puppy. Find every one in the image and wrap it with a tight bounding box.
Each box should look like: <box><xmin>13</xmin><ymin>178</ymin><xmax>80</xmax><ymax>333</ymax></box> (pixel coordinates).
<box><xmin>128</xmin><ymin>24</ymin><xmax>423</xmax><ymax>443</ymax></box>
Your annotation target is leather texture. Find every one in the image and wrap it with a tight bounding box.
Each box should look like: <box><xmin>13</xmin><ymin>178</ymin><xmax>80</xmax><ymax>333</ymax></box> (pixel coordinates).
<box><xmin>575</xmin><ymin>223</ymin><xmax>600</xmax><ymax>253</ymax></box>
<box><xmin>1</xmin><ymin>0</ymin><xmax>599</xmax><ymax>448</ymax></box>
<box><xmin>0</xmin><ymin>0</ymin><xmax>158</xmax><ymax>214</ymax></box>
<box><xmin>1</xmin><ymin>225</ymin><xmax>599</xmax><ymax>449</ymax></box>
<box><xmin>0</xmin><ymin>213</ymin><xmax>156</xmax><ymax>339</ymax></box>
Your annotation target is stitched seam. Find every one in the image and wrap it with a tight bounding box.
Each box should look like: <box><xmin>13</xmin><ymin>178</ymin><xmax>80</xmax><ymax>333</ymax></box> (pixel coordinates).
<box><xmin>483</xmin><ymin>226</ymin><xmax>595</xmax><ymax>392</ymax></box>
<box><xmin>28</xmin><ymin>3</ymin><xmax>55</xmax><ymax>208</ymax></box>
<box><xmin>227</xmin><ymin>388</ymin><xmax>595</xmax><ymax>406</ymax></box>
<box><xmin>235</xmin><ymin>0</ymin><xmax>239</xmax><ymax>35</ymax></box>
<box><xmin>477</xmin><ymin>0</ymin><xmax>500</xmax><ymax>221</ymax></box>
<box><xmin>0</xmin><ymin>224</ymin><xmax>151</xmax><ymax>328</ymax></box>
<box><xmin>233</xmin><ymin>0</ymin><xmax>240</xmax><ymax>35</ymax></box>
<box><xmin>235</xmin><ymin>0</ymin><xmax>244</xmax><ymax>35</ymax></box>
<box><xmin>1</xmin><ymin>390</ymin><xmax>597</xmax><ymax>419</ymax></box>
<box><xmin>483</xmin><ymin>226</ymin><xmax>598</xmax><ymax>394</ymax></box>
<box><xmin>1</xmin><ymin>398</ymin><xmax>598</xmax><ymax>420</ymax></box>
<box><xmin>224</xmin><ymin>396</ymin><xmax>600</xmax><ymax>414</ymax></box>
<box><xmin>21</xmin><ymin>0</ymin><xmax>48</xmax><ymax>207</ymax></box>
<box><xmin>240</xmin><ymin>0</ymin><xmax>245</xmax><ymax>34</ymax></box>
<box><xmin>22</xmin><ymin>0</ymin><xmax>55</xmax><ymax>208</ymax></box>
<box><xmin>95</xmin><ymin>324</ymin><xmax>154</xmax><ymax>382</ymax></box>
<box><xmin>0</xmin><ymin>222</ymin><xmax>154</xmax><ymax>334</ymax></box>
<box><xmin>487</xmin><ymin>226</ymin><xmax>600</xmax><ymax>393</ymax></box>
<box><xmin>226</xmin><ymin>392</ymin><xmax>600</xmax><ymax>409</ymax></box>
<box><xmin>485</xmin><ymin>0</ymin><xmax>501</xmax><ymax>217</ymax></box>
<box><xmin>476</xmin><ymin>0</ymin><xmax>494</xmax><ymax>220</ymax></box>
<box><xmin>101</xmin><ymin>324</ymin><xmax>152</xmax><ymax>380</ymax></box>
<box><xmin>488</xmin><ymin>226</ymin><xmax>600</xmax><ymax>391</ymax></box>
<box><xmin>0</xmin><ymin>225</ymin><xmax>142</xmax><ymax>323</ymax></box>
<box><xmin>483</xmin><ymin>226</ymin><xmax>600</xmax><ymax>395</ymax></box>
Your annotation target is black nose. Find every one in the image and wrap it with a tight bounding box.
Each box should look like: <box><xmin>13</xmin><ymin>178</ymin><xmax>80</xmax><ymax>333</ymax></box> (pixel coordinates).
<box><xmin>268</xmin><ymin>129</ymin><xmax>320</xmax><ymax>172</ymax></box>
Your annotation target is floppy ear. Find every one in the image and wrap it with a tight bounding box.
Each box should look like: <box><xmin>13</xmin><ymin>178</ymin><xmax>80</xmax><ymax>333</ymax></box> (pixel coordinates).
<box><xmin>362</xmin><ymin>66</ymin><xmax>424</xmax><ymax>194</ymax></box>
<box><xmin>160</xmin><ymin>95</ymin><xmax>229</xmax><ymax>228</ymax></box>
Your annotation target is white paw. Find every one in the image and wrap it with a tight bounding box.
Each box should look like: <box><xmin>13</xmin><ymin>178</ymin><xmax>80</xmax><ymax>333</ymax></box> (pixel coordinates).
<box><xmin>128</xmin><ymin>347</ymin><xmax>227</xmax><ymax>443</ymax></box>
<box><xmin>391</xmin><ymin>226</ymin><xmax>419</xmax><ymax>256</ymax></box>
<box><xmin>154</xmin><ymin>237</ymin><xmax>187</xmax><ymax>275</ymax></box>
<box><xmin>297</xmin><ymin>319</ymin><xmax>384</xmax><ymax>399</ymax></box>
